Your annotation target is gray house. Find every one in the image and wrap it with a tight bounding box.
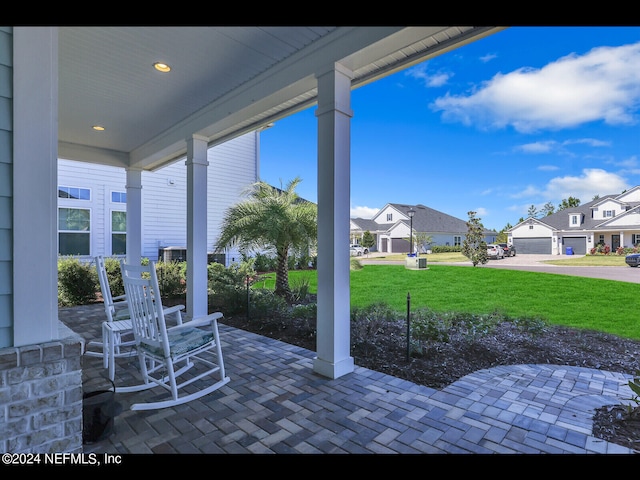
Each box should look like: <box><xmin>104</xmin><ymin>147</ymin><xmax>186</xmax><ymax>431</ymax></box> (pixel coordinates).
<box><xmin>351</xmin><ymin>203</ymin><xmax>497</xmax><ymax>253</ymax></box>
<box><xmin>509</xmin><ymin>186</ymin><xmax>640</xmax><ymax>255</ymax></box>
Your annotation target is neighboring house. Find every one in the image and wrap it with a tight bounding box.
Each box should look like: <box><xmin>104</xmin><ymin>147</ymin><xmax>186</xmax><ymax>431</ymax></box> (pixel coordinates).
<box><xmin>58</xmin><ymin>132</ymin><xmax>259</xmax><ymax>266</ymax></box>
<box><xmin>351</xmin><ymin>203</ymin><xmax>497</xmax><ymax>253</ymax></box>
<box><xmin>509</xmin><ymin>186</ymin><xmax>640</xmax><ymax>255</ymax></box>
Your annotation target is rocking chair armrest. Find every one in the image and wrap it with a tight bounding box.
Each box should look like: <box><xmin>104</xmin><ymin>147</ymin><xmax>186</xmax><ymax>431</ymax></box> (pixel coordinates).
<box><xmin>112</xmin><ymin>295</ymin><xmax>127</xmax><ymax>303</ymax></box>
<box><xmin>167</xmin><ymin>312</ymin><xmax>223</xmax><ymax>332</ymax></box>
<box><xmin>163</xmin><ymin>304</ymin><xmax>185</xmax><ymax>325</ymax></box>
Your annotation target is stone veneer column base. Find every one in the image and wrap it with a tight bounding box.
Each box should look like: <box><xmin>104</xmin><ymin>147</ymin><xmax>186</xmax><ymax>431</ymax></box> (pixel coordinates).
<box><xmin>0</xmin><ymin>323</ymin><xmax>85</xmax><ymax>453</ymax></box>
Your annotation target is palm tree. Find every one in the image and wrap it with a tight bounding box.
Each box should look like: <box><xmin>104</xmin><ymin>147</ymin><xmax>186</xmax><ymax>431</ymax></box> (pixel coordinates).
<box><xmin>215</xmin><ymin>177</ymin><xmax>317</xmax><ymax>300</ymax></box>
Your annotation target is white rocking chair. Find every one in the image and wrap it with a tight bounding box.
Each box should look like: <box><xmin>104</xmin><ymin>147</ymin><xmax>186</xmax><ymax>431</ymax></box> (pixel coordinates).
<box><xmin>85</xmin><ymin>256</ymin><xmax>136</xmax><ymax>375</ymax></box>
<box><xmin>119</xmin><ymin>259</ymin><xmax>230</xmax><ymax>410</ymax></box>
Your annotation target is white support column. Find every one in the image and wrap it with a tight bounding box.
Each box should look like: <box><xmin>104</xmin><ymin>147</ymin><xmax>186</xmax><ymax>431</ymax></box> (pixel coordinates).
<box><xmin>13</xmin><ymin>27</ymin><xmax>59</xmax><ymax>346</ymax></box>
<box><xmin>313</xmin><ymin>63</ymin><xmax>355</xmax><ymax>379</ymax></box>
<box><xmin>186</xmin><ymin>135</ymin><xmax>209</xmax><ymax>319</ymax></box>
<box><xmin>125</xmin><ymin>168</ymin><xmax>143</xmax><ymax>266</ymax></box>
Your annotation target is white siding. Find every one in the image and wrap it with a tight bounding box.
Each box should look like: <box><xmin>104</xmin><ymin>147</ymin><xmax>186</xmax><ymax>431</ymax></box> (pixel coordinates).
<box><xmin>510</xmin><ymin>222</ymin><xmax>553</xmax><ymax>238</ymax></box>
<box><xmin>58</xmin><ymin>132</ymin><xmax>258</xmax><ymax>263</ymax></box>
<box><xmin>374</xmin><ymin>205</ymin><xmax>405</xmax><ymax>225</ymax></box>
<box><xmin>603</xmin><ymin>210</ymin><xmax>640</xmax><ymax>227</ymax></box>
<box><xmin>617</xmin><ymin>187</ymin><xmax>640</xmax><ymax>203</ymax></box>
<box><xmin>591</xmin><ymin>199</ymin><xmax>623</xmax><ymax>220</ymax></box>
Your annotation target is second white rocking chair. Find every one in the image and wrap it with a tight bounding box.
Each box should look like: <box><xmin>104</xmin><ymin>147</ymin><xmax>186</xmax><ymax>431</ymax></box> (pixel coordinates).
<box><xmin>119</xmin><ymin>259</ymin><xmax>230</xmax><ymax>410</ymax></box>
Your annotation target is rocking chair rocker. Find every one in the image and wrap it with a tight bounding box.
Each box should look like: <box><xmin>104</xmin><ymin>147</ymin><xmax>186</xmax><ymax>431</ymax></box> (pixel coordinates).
<box><xmin>119</xmin><ymin>259</ymin><xmax>230</xmax><ymax>410</ymax></box>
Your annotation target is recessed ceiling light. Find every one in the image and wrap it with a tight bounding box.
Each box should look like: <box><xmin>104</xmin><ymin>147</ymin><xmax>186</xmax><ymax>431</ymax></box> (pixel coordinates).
<box><xmin>92</xmin><ymin>125</ymin><xmax>105</xmax><ymax>131</ymax></box>
<box><xmin>153</xmin><ymin>62</ymin><xmax>171</xmax><ymax>73</ymax></box>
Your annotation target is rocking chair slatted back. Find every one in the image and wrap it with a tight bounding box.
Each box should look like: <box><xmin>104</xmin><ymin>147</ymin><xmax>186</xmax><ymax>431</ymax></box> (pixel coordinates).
<box><xmin>118</xmin><ymin>259</ymin><xmax>230</xmax><ymax>410</ymax></box>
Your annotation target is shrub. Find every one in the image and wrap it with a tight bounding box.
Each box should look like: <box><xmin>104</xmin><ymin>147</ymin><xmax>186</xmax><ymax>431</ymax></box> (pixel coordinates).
<box><xmin>102</xmin><ymin>256</ymin><xmax>125</xmax><ymax>297</ymax></box>
<box><xmin>208</xmin><ymin>259</ymin><xmax>257</xmax><ymax>313</ymax></box>
<box><xmin>254</xmin><ymin>252</ymin><xmax>277</xmax><ymax>272</ymax></box>
<box><xmin>155</xmin><ymin>260</ymin><xmax>185</xmax><ymax>298</ymax></box>
<box><xmin>247</xmin><ymin>288</ymin><xmax>290</xmax><ymax>319</ymax></box>
<box><xmin>290</xmin><ymin>275</ymin><xmax>312</xmax><ymax>302</ymax></box>
<box><xmin>350</xmin><ymin>302</ymin><xmax>400</xmax><ymax>347</ymax></box>
<box><xmin>409</xmin><ymin>308</ymin><xmax>451</xmax><ymax>354</ymax></box>
<box><xmin>58</xmin><ymin>257</ymin><xmax>98</xmax><ymax>306</ymax></box>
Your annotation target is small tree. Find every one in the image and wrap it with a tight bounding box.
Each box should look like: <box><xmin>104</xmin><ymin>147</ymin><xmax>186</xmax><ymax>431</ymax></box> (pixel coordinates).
<box><xmin>361</xmin><ymin>230</ymin><xmax>375</xmax><ymax>256</ymax></box>
<box><xmin>461</xmin><ymin>211</ymin><xmax>488</xmax><ymax>267</ymax></box>
<box><xmin>414</xmin><ymin>232</ymin><xmax>433</xmax><ymax>253</ymax></box>
<box><xmin>558</xmin><ymin>196</ymin><xmax>580</xmax><ymax>211</ymax></box>
<box><xmin>215</xmin><ymin>177</ymin><xmax>317</xmax><ymax>301</ymax></box>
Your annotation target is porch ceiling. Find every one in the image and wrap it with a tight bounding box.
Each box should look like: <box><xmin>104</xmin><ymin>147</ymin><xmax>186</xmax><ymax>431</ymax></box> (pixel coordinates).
<box><xmin>56</xmin><ymin>26</ymin><xmax>505</xmax><ymax>171</ymax></box>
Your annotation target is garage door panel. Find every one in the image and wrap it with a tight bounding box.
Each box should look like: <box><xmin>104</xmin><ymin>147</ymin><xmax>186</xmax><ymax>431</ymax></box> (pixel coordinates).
<box><xmin>563</xmin><ymin>237</ymin><xmax>587</xmax><ymax>255</ymax></box>
<box><xmin>513</xmin><ymin>238</ymin><xmax>551</xmax><ymax>254</ymax></box>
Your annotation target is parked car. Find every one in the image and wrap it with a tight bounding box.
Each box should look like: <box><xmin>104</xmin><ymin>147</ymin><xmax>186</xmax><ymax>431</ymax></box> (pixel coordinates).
<box><xmin>487</xmin><ymin>244</ymin><xmax>504</xmax><ymax>260</ymax></box>
<box><xmin>350</xmin><ymin>244</ymin><xmax>367</xmax><ymax>255</ymax></box>
<box><xmin>350</xmin><ymin>246</ymin><xmax>363</xmax><ymax>256</ymax></box>
<box><xmin>498</xmin><ymin>243</ymin><xmax>516</xmax><ymax>257</ymax></box>
<box><xmin>625</xmin><ymin>253</ymin><xmax>640</xmax><ymax>267</ymax></box>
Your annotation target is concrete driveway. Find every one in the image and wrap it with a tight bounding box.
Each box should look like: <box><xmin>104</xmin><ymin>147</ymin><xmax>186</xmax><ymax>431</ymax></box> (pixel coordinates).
<box><xmin>359</xmin><ymin>253</ymin><xmax>640</xmax><ymax>283</ymax></box>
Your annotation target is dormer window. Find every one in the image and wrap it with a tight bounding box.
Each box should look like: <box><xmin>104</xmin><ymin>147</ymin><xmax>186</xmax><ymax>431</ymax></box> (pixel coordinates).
<box><xmin>571</xmin><ymin>215</ymin><xmax>579</xmax><ymax>225</ymax></box>
<box><xmin>604</xmin><ymin>210</ymin><xmax>615</xmax><ymax>218</ymax></box>
<box><xmin>387</xmin><ymin>213</ymin><xmax>393</xmax><ymax>221</ymax></box>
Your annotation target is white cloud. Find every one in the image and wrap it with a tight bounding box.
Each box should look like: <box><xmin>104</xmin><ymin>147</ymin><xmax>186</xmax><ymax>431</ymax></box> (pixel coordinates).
<box><xmin>350</xmin><ymin>206</ymin><xmax>379</xmax><ymax>219</ymax></box>
<box><xmin>538</xmin><ymin>164</ymin><xmax>559</xmax><ymax>171</ymax></box>
<box><xmin>480</xmin><ymin>53</ymin><xmax>497</xmax><ymax>63</ymax></box>
<box><xmin>510</xmin><ymin>185</ymin><xmax>542</xmax><ymax>199</ymax></box>
<box><xmin>430</xmin><ymin>42</ymin><xmax>640</xmax><ymax>133</ymax></box>
<box><xmin>543</xmin><ymin>168</ymin><xmax>629</xmax><ymax>201</ymax></box>
<box><xmin>517</xmin><ymin>141</ymin><xmax>558</xmax><ymax>153</ymax></box>
<box><xmin>613</xmin><ymin>155</ymin><xmax>638</xmax><ymax>169</ymax></box>
<box><xmin>475</xmin><ymin>207</ymin><xmax>488</xmax><ymax>216</ymax></box>
<box><xmin>563</xmin><ymin>138</ymin><xmax>611</xmax><ymax>147</ymax></box>
<box><xmin>406</xmin><ymin>63</ymin><xmax>452</xmax><ymax>88</ymax></box>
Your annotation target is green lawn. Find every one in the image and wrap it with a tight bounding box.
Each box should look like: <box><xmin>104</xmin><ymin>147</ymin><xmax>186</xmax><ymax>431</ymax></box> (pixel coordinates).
<box><xmin>259</xmin><ymin>258</ymin><xmax>640</xmax><ymax>341</ymax></box>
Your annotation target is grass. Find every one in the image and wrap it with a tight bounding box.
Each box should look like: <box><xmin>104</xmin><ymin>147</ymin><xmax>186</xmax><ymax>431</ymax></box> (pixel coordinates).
<box><xmin>367</xmin><ymin>251</ymin><xmax>629</xmax><ymax>266</ymax></box>
<box><xmin>256</xmin><ymin>253</ymin><xmax>640</xmax><ymax>341</ymax></box>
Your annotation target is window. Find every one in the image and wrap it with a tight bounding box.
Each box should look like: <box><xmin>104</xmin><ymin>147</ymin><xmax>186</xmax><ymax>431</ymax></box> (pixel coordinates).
<box><xmin>111</xmin><ymin>191</ymin><xmax>126</xmax><ymax>203</ymax></box>
<box><xmin>387</xmin><ymin>213</ymin><xmax>393</xmax><ymax>221</ymax></box>
<box><xmin>58</xmin><ymin>186</ymin><xmax>90</xmax><ymax>200</ymax></box>
<box><xmin>571</xmin><ymin>215</ymin><xmax>578</xmax><ymax>225</ymax></box>
<box><xmin>633</xmin><ymin>234</ymin><xmax>640</xmax><ymax>246</ymax></box>
<box><xmin>529</xmin><ymin>225</ymin><xmax>534</xmax><ymax>230</ymax></box>
<box><xmin>454</xmin><ymin>236</ymin><xmax>461</xmax><ymax>247</ymax></box>
<box><xmin>111</xmin><ymin>211</ymin><xmax>126</xmax><ymax>255</ymax></box>
<box><xmin>598</xmin><ymin>235</ymin><xmax>605</xmax><ymax>246</ymax></box>
<box><xmin>59</xmin><ymin>208</ymin><xmax>90</xmax><ymax>255</ymax></box>
<box><xmin>604</xmin><ymin>210</ymin><xmax>615</xmax><ymax>218</ymax></box>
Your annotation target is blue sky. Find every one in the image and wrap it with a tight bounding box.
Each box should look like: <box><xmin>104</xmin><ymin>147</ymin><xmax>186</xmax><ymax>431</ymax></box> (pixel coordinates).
<box><xmin>259</xmin><ymin>26</ymin><xmax>640</xmax><ymax>232</ymax></box>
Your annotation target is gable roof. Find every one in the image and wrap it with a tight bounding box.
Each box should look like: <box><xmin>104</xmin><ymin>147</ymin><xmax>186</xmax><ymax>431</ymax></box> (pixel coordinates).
<box><xmin>356</xmin><ymin>202</ymin><xmax>496</xmax><ymax>235</ymax></box>
<box><xmin>512</xmin><ymin>189</ymin><xmax>640</xmax><ymax>232</ymax></box>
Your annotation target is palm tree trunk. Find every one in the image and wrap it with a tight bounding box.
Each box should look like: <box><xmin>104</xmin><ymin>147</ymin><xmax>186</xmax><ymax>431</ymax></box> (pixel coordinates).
<box><xmin>275</xmin><ymin>247</ymin><xmax>292</xmax><ymax>300</ymax></box>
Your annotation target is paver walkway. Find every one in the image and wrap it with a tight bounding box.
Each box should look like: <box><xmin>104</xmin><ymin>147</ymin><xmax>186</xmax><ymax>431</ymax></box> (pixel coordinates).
<box><xmin>61</xmin><ymin>303</ymin><xmax>637</xmax><ymax>454</ymax></box>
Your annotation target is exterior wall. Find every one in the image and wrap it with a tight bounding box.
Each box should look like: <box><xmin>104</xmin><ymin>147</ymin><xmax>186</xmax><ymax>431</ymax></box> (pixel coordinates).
<box><xmin>373</xmin><ymin>205</ymin><xmax>404</xmax><ymax>224</ymax></box>
<box><xmin>617</xmin><ymin>187</ymin><xmax>640</xmax><ymax>203</ymax></box>
<box><xmin>0</xmin><ymin>27</ymin><xmax>12</xmax><ymax>348</ymax></box>
<box><xmin>591</xmin><ymin>200</ymin><xmax>625</xmax><ymax>221</ymax></box>
<box><xmin>58</xmin><ymin>132</ymin><xmax>258</xmax><ymax>265</ymax></box>
<box><xmin>603</xmin><ymin>212</ymin><xmax>640</xmax><ymax>228</ymax></box>
<box><xmin>0</xmin><ymin>325</ymin><xmax>84</xmax><ymax>453</ymax></box>
<box><xmin>510</xmin><ymin>222</ymin><xmax>553</xmax><ymax>238</ymax></box>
